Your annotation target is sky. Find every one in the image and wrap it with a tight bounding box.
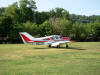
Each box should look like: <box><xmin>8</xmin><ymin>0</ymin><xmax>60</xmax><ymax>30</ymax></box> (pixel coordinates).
<box><xmin>0</xmin><ymin>0</ymin><xmax>100</xmax><ymax>16</ymax></box>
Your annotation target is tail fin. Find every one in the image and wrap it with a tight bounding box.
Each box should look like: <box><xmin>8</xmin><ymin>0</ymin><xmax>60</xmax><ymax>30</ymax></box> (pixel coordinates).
<box><xmin>19</xmin><ymin>32</ymin><xmax>34</xmax><ymax>44</ymax></box>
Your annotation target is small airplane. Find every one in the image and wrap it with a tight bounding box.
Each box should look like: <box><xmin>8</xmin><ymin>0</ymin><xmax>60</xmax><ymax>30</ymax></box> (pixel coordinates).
<box><xmin>19</xmin><ymin>32</ymin><xmax>71</xmax><ymax>48</ymax></box>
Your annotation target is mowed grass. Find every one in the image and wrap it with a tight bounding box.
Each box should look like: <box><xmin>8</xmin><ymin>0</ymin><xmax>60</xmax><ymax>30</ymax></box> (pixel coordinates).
<box><xmin>0</xmin><ymin>42</ymin><xmax>100</xmax><ymax>75</ymax></box>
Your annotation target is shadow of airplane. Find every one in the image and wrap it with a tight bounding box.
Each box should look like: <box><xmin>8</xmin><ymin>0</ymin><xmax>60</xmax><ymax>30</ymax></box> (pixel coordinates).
<box><xmin>33</xmin><ymin>47</ymin><xmax>85</xmax><ymax>50</ymax></box>
<box><xmin>33</xmin><ymin>47</ymin><xmax>49</xmax><ymax>49</ymax></box>
<box><xmin>66</xmin><ymin>47</ymin><xmax>85</xmax><ymax>50</ymax></box>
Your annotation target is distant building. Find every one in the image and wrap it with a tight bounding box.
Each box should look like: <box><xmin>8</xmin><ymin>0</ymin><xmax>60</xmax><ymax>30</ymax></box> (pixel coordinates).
<box><xmin>0</xmin><ymin>37</ymin><xmax>7</xmax><ymax>44</ymax></box>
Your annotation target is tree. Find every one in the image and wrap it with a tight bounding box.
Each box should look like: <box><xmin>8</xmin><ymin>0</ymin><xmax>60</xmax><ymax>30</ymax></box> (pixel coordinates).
<box><xmin>34</xmin><ymin>11</ymin><xmax>49</xmax><ymax>24</ymax></box>
<box><xmin>0</xmin><ymin>7</ymin><xmax>5</xmax><ymax>13</ymax></box>
<box><xmin>95</xmin><ymin>24</ymin><xmax>100</xmax><ymax>38</ymax></box>
<box><xmin>49</xmin><ymin>8</ymin><xmax>69</xmax><ymax>19</ymax></box>
<box><xmin>49</xmin><ymin>18</ymin><xmax>72</xmax><ymax>36</ymax></box>
<box><xmin>22</xmin><ymin>21</ymin><xmax>39</xmax><ymax>35</ymax></box>
<box><xmin>4</xmin><ymin>2</ymin><xmax>21</xmax><ymax>24</ymax></box>
<box><xmin>8</xmin><ymin>23</ymin><xmax>23</xmax><ymax>43</ymax></box>
<box><xmin>27</xmin><ymin>0</ymin><xmax>37</xmax><ymax>10</ymax></box>
<box><xmin>0</xmin><ymin>16</ymin><xmax>13</xmax><ymax>37</ymax></box>
<box><xmin>71</xmin><ymin>22</ymin><xmax>87</xmax><ymax>41</ymax></box>
<box><xmin>8</xmin><ymin>21</ymin><xmax>39</xmax><ymax>43</ymax></box>
<box><xmin>93</xmin><ymin>22</ymin><xmax>100</xmax><ymax>40</ymax></box>
<box><xmin>39</xmin><ymin>20</ymin><xmax>53</xmax><ymax>36</ymax></box>
<box><xmin>19</xmin><ymin>0</ymin><xmax>37</xmax><ymax>23</ymax></box>
<box><xmin>49</xmin><ymin>10</ymin><xmax>56</xmax><ymax>18</ymax></box>
<box><xmin>20</xmin><ymin>0</ymin><xmax>36</xmax><ymax>9</ymax></box>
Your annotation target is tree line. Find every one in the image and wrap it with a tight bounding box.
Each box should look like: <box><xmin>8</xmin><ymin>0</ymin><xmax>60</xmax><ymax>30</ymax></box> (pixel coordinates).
<box><xmin>0</xmin><ymin>0</ymin><xmax>100</xmax><ymax>43</ymax></box>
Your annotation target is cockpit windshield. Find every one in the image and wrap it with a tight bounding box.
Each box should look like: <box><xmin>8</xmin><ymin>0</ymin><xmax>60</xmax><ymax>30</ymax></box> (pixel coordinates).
<box><xmin>50</xmin><ymin>37</ymin><xmax>55</xmax><ymax>40</ymax></box>
<box><xmin>50</xmin><ymin>35</ymin><xmax>62</xmax><ymax>40</ymax></box>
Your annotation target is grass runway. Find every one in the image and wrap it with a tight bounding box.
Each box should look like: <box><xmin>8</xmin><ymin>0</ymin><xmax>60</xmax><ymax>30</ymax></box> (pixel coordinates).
<box><xmin>0</xmin><ymin>42</ymin><xmax>100</xmax><ymax>75</ymax></box>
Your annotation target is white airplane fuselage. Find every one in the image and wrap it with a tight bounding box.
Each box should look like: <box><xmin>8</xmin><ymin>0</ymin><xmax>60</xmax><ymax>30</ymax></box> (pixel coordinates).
<box><xmin>19</xmin><ymin>32</ymin><xmax>71</xmax><ymax>48</ymax></box>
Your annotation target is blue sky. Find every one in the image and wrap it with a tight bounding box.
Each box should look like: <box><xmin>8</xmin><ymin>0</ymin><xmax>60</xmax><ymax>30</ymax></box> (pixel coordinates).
<box><xmin>0</xmin><ymin>0</ymin><xmax>100</xmax><ymax>16</ymax></box>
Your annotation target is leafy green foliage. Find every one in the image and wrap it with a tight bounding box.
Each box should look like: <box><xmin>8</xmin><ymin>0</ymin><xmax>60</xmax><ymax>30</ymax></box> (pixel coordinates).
<box><xmin>0</xmin><ymin>16</ymin><xmax>12</xmax><ymax>37</ymax></box>
<box><xmin>8</xmin><ymin>21</ymin><xmax>39</xmax><ymax>43</ymax></box>
<box><xmin>71</xmin><ymin>22</ymin><xmax>87</xmax><ymax>41</ymax></box>
<box><xmin>22</xmin><ymin>21</ymin><xmax>39</xmax><ymax>35</ymax></box>
<box><xmin>49</xmin><ymin>18</ymin><xmax>72</xmax><ymax>36</ymax></box>
<box><xmin>4</xmin><ymin>3</ymin><xmax>20</xmax><ymax>24</ymax></box>
<box><xmin>0</xmin><ymin>0</ymin><xmax>100</xmax><ymax>43</ymax></box>
<box><xmin>19</xmin><ymin>0</ymin><xmax>37</xmax><ymax>23</ymax></box>
<box><xmin>49</xmin><ymin>8</ymin><xmax>69</xmax><ymax>19</ymax></box>
<box><xmin>39</xmin><ymin>20</ymin><xmax>53</xmax><ymax>36</ymax></box>
<box><xmin>0</xmin><ymin>7</ymin><xmax>5</xmax><ymax>13</ymax></box>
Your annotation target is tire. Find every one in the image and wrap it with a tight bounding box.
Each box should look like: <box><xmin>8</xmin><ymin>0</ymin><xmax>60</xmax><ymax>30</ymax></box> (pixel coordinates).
<box><xmin>66</xmin><ymin>44</ymin><xmax>68</xmax><ymax>48</ymax></box>
<box><xmin>57</xmin><ymin>45</ymin><xmax>60</xmax><ymax>48</ymax></box>
<box><xmin>49</xmin><ymin>45</ymin><xmax>51</xmax><ymax>48</ymax></box>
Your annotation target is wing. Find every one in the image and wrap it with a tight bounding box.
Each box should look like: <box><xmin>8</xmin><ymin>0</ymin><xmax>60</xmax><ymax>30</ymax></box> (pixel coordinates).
<box><xmin>51</xmin><ymin>40</ymin><xmax>70</xmax><ymax>46</ymax></box>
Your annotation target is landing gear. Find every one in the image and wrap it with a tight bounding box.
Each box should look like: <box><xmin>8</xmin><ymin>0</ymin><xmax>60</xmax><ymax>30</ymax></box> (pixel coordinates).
<box><xmin>57</xmin><ymin>45</ymin><xmax>60</xmax><ymax>48</ymax></box>
<box><xmin>48</xmin><ymin>45</ymin><xmax>51</xmax><ymax>48</ymax></box>
<box><xmin>66</xmin><ymin>44</ymin><xmax>69</xmax><ymax>48</ymax></box>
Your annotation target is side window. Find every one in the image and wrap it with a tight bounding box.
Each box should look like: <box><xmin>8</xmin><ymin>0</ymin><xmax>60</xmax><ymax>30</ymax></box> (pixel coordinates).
<box><xmin>50</xmin><ymin>37</ymin><xmax>54</xmax><ymax>40</ymax></box>
<box><xmin>43</xmin><ymin>39</ymin><xmax>46</xmax><ymax>40</ymax></box>
<box><xmin>56</xmin><ymin>36</ymin><xmax>58</xmax><ymax>39</ymax></box>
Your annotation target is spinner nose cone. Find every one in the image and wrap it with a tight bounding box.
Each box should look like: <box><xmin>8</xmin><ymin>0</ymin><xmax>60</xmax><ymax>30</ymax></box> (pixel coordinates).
<box><xmin>62</xmin><ymin>37</ymin><xmax>71</xmax><ymax>40</ymax></box>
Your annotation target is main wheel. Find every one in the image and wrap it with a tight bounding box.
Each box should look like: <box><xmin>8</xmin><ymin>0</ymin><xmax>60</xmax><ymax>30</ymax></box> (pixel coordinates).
<box><xmin>66</xmin><ymin>44</ymin><xmax>69</xmax><ymax>48</ymax></box>
<box><xmin>57</xmin><ymin>45</ymin><xmax>60</xmax><ymax>48</ymax></box>
<box><xmin>49</xmin><ymin>45</ymin><xmax>51</xmax><ymax>48</ymax></box>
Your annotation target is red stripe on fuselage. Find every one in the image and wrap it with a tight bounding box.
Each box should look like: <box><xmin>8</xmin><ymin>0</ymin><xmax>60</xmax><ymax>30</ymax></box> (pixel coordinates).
<box><xmin>45</xmin><ymin>38</ymin><xmax>51</xmax><ymax>40</ymax></box>
<box><xmin>32</xmin><ymin>41</ymin><xmax>48</xmax><ymax>42</ymax></box>
<box><xmin>26</xmin><ymin>41</ymin><xmax>48</xmax><ymax>43</ymax></box>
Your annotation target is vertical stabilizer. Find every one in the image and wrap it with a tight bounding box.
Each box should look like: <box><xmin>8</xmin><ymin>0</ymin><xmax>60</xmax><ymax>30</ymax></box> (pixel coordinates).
<box><xmin>19</xmin><ymin>32</ymin><xmax>34</xmax><ymax>44</ymax></box>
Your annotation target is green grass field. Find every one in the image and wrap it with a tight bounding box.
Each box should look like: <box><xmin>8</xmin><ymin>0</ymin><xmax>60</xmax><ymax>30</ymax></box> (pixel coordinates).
<box><xmin>0</xmin><ymin>42</ymin><xmax>100</xmax><ymax>75</ymax></box>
